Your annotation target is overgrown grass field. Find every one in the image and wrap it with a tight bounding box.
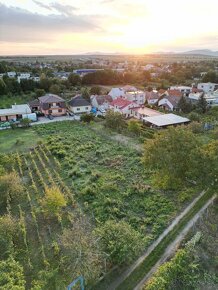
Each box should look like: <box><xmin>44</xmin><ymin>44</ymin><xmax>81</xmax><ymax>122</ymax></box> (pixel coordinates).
<box><xmin>0</xmin><ymin>121</ymin><xmax>202</xmax><ymax>289</ymax></box>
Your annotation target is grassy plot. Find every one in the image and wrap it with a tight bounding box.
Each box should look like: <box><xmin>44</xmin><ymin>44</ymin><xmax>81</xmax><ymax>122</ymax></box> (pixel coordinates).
<box><xmin>0</xmin><ymin>128</ymin><xmax>41</xmax><ymax>153</ymax></box>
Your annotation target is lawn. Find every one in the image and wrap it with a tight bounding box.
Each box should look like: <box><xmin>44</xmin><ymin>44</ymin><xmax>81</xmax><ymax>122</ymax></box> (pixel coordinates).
<box><xmin>0</xmin><ymin>127</ymin><xmax>41</xmax><ymax>153</ymax></box>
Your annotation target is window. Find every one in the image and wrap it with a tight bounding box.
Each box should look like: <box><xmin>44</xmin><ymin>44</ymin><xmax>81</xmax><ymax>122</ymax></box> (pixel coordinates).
<box><xmin>85</xmin><ymin>107</ymin><xmax>89</xmax><ymax>110</ymax></box>
<box><xmin>48</xmin><ymin>110</ymin><xmax>52</xmax><ymax>114</ymax></box>
<box><xmin>77</xmin><ymin>108</ymin><xmax>80</xmax><ymax>111</ymax></box>
<box><xmin>58</xmin><ymin>109</ymin><xmax>62</xmax><ymax>112</ymax></box>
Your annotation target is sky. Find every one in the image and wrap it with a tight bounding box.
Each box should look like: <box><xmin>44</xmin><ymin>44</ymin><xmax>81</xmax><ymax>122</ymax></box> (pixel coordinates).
<box><xmin>0</xmin><ymin>0</ymin><xmax>218</xmax><ymax>55</ymax></box>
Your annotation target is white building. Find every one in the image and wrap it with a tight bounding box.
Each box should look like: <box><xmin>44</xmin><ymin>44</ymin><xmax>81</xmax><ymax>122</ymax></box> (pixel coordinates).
<box><xmin>197</xmin><ymin>82</ymin><xmax>218</xmax><ymax>93</ymax></box>
<box><xmin>0</xmin><ymin>104</ymin><xmax>31</xmax><ymax>122</ymax></box>
<box><xmin>17</xmin><ymin>73</ymin><xmax>31</xmax><ymax>83</ymax></box>
<box><xmin>131</xmin><ymin>106</ymin><xmax>163</xmax><ymax>120</ymax></box>
<box><xmin>90</xmin><ymin>95</ymin><xmax>113</xmax><ymax>110</ymax></box>
<box><xmin>108</xmin><ymin>88</ymin><xmax>125</xmax><ymax>99</ymax></box>
<box><xmin>7</xmin><ymin>71</ymin><xmax>16</xmax><ymax>78</ymax></box>
<box><xmin>170</xmin><ymin>86</ymin><xmax>192</xmax><ymax>94</ymax></box>
<box><xmin>124</xmin><ymin>91</ymin><xmax>145</xmax><ymax>105</ymax></box>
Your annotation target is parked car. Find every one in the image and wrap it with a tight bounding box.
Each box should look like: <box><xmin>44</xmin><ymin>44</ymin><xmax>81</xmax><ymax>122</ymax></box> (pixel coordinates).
<box><xmin>48</xmin><ymin>115</ymin><xmax>54</xmax><ymax>120</ymax></box>
<box><xmin>99</xmin><ymin>108</ymin><xmax>106</xmax><ymax>114</ymax></box>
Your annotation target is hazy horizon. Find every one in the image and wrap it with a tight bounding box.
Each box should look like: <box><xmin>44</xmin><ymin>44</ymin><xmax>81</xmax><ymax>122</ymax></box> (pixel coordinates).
<box><xmin>0</xmin><ymin>0</ymin><xmax>218</xmax><ymax>56</ymax></box>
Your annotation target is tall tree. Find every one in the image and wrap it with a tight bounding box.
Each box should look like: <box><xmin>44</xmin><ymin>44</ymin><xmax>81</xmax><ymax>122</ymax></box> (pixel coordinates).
<box><xmin>196</xmin><ymin>94</ymin><xmax>207</xmax><ymax>113</ymax></box>
<box><xmin>143</xmin><ymin>127</ymin><xmax>200</xmax><ymax>189</ymax></box>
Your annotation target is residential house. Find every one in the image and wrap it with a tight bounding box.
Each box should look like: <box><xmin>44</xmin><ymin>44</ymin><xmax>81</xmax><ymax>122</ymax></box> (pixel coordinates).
<box><xmin>170</xmin><ymin>86</ymin><xmax>192</xmax><ymax>94</ymax></box>
<box><xmin>109</xmin><ymin>97</ymin><xmax>138</xmax><ymax>118</ymax></box>
<box><xmin>108</xmin><ymin>88</ymin><xmax>125</xmax><ymax>99</ymax></box>
<box><xmin>158</xmin><ymin>89</ymin><xmax>183</xmax><ymax>111</ymax></box>
<box><xmin>145</xmin><ymin>91</ymin><xmax>159</xmax><ymax>105</ymax></box>
<box><xmin>39</xmin><ymin>94</ymin><xmax>67</xmax><ymax>116</ymax></box>
<box><xmin>131</xmin><ymin>106</ymin><xmax>163</xmax><ymax>120</ymax></box>
<box><xmin>68</xmin><ymin>95</ymin><xmax>91</xmax><ymax>114</ymax></box>
<box><xmin>17</xmin><ymin>73</ymin><xmax>31</xmax><ymax>83</ymax></box>
<box><xmin>0</xmin><ymin>104</ymin><xmax>31</xmax><ymax>122</ymax></box>
<box><xmin>90</xmin><ymin>95</ymin><xmax>113</xmax><ymax>110</ymax></box>
<box><xmin>197</xmin><ymin>82</ymin><xmax>218</xmax><ymax>93</ymax></box>
<box><xmin>7</xmin><ymin>71</ymin><xmax>16</xmax><ymax>78</ymax></box>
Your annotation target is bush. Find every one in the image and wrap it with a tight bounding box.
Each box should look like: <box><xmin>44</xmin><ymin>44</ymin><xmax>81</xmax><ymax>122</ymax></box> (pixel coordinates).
<box><xmin>188</xmin><ymin>121</ymin><xmax>204</xmax><ymax>134</ymax></box>
<box><xmin>41</xmin><ymin>186</ymin><xmax>66</xmax><ymax>217</ymax></box>
<box><xmin>80</xmin><ymin>114</ymin><xmax>95</xmax><ymax>123</ymax></box>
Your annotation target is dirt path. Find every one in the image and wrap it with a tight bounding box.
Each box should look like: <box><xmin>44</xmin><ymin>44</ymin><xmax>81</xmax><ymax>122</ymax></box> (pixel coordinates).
<box><xmin>134</xmin><ymin>194</ymin><xmax>216</xmax><ymax>290</ymax></box>
<box><xmin>107</xmin><ymin>190</ymin><xmax>208</xmax><ymax>290</ymax></box>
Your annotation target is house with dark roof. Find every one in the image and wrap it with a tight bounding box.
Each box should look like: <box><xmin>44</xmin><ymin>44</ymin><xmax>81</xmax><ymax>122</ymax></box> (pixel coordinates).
<box><xmin>158</xmin><ymin>90</ymin><xmax>183</xmax><ymax>111</ymax></box>
<box><xmin>90</xmin><ymin>94</ymin><xmax>113</xmax><ymax>110</ymax></box>
<box><xmin>68</xmin><ymin>95</ymin><xmax>91</xmax><ymax>114</ymax></box>
<box><xmin>28</xmin><ymin>99</ymin><xmax>40</xmax><ymax>112</ymax></box>
<box><xmin>38</xmin><ymin>94</ymin><xmax>67</xmax><ymax>116</ymax></box>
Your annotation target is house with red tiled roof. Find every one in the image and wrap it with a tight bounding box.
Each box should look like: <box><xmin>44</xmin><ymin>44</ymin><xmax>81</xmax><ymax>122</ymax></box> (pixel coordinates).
<box><xmin>109</xmin><ymin>97</ymin><xmax>138</xmax><ymax>117</ymax></box>
<box><xmin>158</xmin><ymin>89</ymin><xmax>183</xmax><ymax>111</ymax></box>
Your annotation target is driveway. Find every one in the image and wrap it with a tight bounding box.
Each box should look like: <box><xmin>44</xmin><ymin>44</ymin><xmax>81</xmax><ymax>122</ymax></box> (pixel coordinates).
<box><xmin>31</xmin><ymin>115</ymin><xmax>80</xmax><ymax>126</ymax></box>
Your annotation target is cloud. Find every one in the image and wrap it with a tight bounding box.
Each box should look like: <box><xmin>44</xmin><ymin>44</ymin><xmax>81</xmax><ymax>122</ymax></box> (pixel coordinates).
<box><xmin>0</xmin><ymin>3</ymin><xmax>101</xmax><ymax>43</ymax></box>
<box><xmin>33</xmin><ymin>0</ymin><xmax>52</xmax><ymax>11</ymax></box>
<box><xmin>50</xmin><ymin>2</ymin><xmax>77</xmax><ymax>16</ymax></box>
<box><xmin>33</xmin><ymin>1</ymin><xmax>78</xmax><ymax>16</ymax></box>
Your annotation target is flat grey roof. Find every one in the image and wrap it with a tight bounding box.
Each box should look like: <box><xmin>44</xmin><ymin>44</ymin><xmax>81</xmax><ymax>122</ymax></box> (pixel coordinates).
<box><xmin>0</xmin><ymin>104</ymin><xmax>31</xmax><ymax>117</ymax></box>
<box><xmin>143</xmin><ymin>113</ymin><xmax>190</xmax><ymax>127</ymax></box>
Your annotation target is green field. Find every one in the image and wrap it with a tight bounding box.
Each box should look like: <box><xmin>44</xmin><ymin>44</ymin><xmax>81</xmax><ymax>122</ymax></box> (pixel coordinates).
<box><xmin>0</xmin><ymin>128</ymin><xmax>41</xmax><ymax>153</ymax></box>
<box><xmin>0</xmin><ymin>121</ymin><xmax>207</xmax><ymax>289</ymax></box>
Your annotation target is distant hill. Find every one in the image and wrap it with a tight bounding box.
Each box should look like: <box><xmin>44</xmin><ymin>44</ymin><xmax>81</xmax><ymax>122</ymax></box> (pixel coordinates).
<box><xmin>183</xmin><ymin>49</ymin><xmax>218</xmax><ymax>56</ymax></box>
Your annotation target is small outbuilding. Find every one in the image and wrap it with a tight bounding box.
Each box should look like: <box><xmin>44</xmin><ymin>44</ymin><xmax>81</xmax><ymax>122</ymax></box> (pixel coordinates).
<box><xmin>143</xmin><ymin>113</ymin><xmax>190</xmax><ymax>128</ymax></box>
<box><xmin>0</xmin><ymin>104</ymin><xmax>31</xmax><ymax>122</ymax></box>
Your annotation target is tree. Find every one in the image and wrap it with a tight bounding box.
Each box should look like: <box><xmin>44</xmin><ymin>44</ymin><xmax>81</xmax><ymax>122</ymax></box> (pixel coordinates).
<box><xmin>68</xmin><ymin>73</ymin><xmax>81</xmax><ymax>86</ymax></box>
<box><xmin>105</xmin><ymin>110</ymin><xmax>126</xmax><ymax>132</ymax></box>
<box><xmin>202</xmin><ymin>70</ymin><xmax>217</xmax><ymax>83</ymax></box>
<box><xmin>199</xmin><ymin>140</ymin><xmax>218</xmax><ymax>187</ymax></box>
<box><xmin>0</xmin><ymin>78</ymin><xmax>7</xmax><ymax>95</ymax></box>
<box><xmin>59</xmin><ymin>216</ymin><xmax>103</xmax><ymax>284</ymax></box>
<box><xmin>95</xmin><ymin>220</ymin><xmax>143</xmax><ymax>265</ymax></box>
<box><xmin>90</xmin><ymin>86</ymin><xmax>101</xmax><ymax>95</ymax></box>
<box><xmin>35</xmin><ymin>89</ymin><xmax>46</xmax><ymax>98</ymax></box>
<box><xmin>20</xmin><ymin>79</ymin><xmax>36</xmax><ymax>92</ymax></box>
<box><xmin>81</xmin><ymin>87</ymin><xmax>90</xmax><ymax>101</ymax></box>
<box><xmin>0</xmin><ymin>215</ymin><xmax>19</xmax><ymax>259</ymax></box>
<box><xmin>0</xmin><ymin>257</ymin><xmax>25</xmax><ymax>289</ymax></box>
<box><xmin>196</xmin><ymin>94</ymin><xmax>207</xmax><ymax>113</ymax></box>
<box><xmin>127</xmin><ymin>120</ymin><xmax>142</xmax><ymax>136</ymax></box>
<box><xmin>143</xmin><ymin>127</ymin><xmax>201</xmax><ymax>189</ymax></box>
<box><xmin>49</xmin><ymin>84</ymin><xmax>61</xmax><ymax>95</ymax></box>
<box><xmin>20</xmin><ymin>118</ymin><xmax>31</xmax><ymax>128</ymax></box>
<box><xmin>178</xmin><ymin>96</ymin><xmax>193</xmax><ymax>113</ymax></box>
<box><xmin>0</xmin><ymin>172</ymin><xmax>23</xmax><ymax>207</ymax></box>
<box><xmin>41</xmin><ymin>186</ymin><xmax>66</xmax><ymax>218</ymax></box>
<box><xmin>39</xmin><ymin>74</ymin><xmax>51</xmax><ymax>92</ymax></box>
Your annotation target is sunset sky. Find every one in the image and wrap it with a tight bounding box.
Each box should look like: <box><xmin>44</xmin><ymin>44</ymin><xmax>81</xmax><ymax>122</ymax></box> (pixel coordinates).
<box><xmin>0</xmin><ymin>0</ymin><xmax>218</xmax><ymax>55</ymax></box>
